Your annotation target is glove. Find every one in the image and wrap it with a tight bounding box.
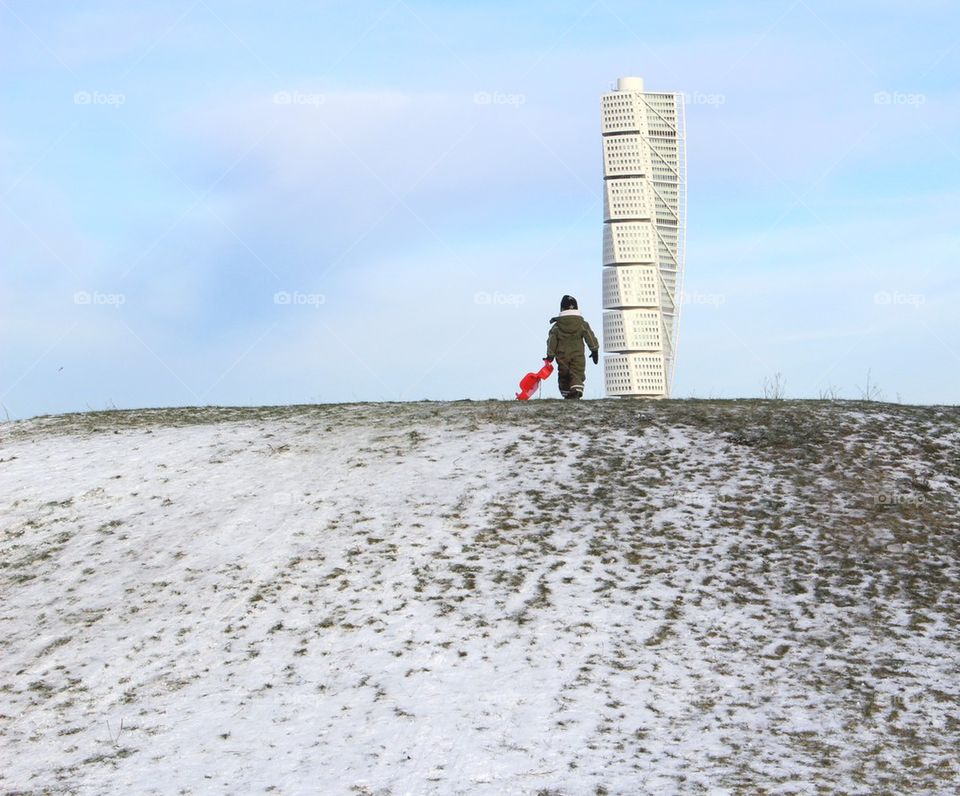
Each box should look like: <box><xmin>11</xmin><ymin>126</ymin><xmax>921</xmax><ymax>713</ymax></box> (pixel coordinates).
<box><xmin>590</xmin><ymin>350</ymin><xmax>599</xmax><ymax>364</ymax></box>
<box><xmin>544</xmin><ymin>356</ymin><xmax>554</xmax><ymax>363</ymax></box>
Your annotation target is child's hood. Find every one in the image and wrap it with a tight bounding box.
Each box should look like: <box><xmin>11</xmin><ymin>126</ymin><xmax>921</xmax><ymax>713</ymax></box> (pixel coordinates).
<box><xmin>549</xmin><ymin>309</ymin><xmax>583</xmax><ymax>325</ymax></box>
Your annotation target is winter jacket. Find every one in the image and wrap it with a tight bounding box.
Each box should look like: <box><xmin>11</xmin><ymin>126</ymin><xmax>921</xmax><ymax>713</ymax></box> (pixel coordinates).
<box><xmin>546</xmin><ymin>310</ymin><xmax>599</xmax><ymax>362</ymax></box>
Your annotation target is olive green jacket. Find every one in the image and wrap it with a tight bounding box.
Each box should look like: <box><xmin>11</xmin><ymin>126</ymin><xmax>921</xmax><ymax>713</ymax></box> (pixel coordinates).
<box><xmin>547</xmin><ymin>310</ymin><xmax>599</xmax><ymax>361</ymax></box>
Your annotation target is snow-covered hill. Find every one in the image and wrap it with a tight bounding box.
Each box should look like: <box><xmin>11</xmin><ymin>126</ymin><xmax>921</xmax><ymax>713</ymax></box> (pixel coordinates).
<box><xmin>2</xmin><ymin>400</ymin><xmax>959</xmax><ymax>795</ymax></box>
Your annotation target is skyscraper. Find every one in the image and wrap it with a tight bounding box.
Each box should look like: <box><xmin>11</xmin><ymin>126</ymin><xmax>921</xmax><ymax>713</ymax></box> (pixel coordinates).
<box><xmin>601</xmin><ymin>77</ymin><xmax>687</xmax><ymax>398</ymax></box>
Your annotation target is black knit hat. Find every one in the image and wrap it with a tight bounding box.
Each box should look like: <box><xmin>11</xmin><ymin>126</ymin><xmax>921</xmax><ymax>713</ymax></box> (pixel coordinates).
<box><xmin>560</xmin><ymin>295</ymin><xmax>578</xmax><ymax>311</ymax></box>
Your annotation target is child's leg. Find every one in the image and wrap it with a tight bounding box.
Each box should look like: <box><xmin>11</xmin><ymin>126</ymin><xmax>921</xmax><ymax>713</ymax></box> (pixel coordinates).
<box><xmin>557</xmin><ymin>359</ymin><xmax>572</xmax><ymax>398</ymax></box>
<box><xmin>568</xmin><ymin>356</ymin><xmax>586</xmax><ymax>399</ymax></box>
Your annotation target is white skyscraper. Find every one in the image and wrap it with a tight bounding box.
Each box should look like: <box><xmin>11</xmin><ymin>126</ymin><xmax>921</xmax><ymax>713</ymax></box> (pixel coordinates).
<box><xmin>601</xmin><ymin>77</ymin><xmax>687</xmax><ymax>398</ymax></box>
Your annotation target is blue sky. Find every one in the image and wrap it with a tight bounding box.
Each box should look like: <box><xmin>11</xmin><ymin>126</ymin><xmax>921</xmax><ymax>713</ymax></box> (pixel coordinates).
<box><xmin>1</xmin><ymin>0</ymin><xmax>958</xmax><ymax>417</ymax></box>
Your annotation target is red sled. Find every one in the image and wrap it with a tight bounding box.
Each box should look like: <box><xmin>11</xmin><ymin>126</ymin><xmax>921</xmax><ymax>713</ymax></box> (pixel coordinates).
<box><xmin>516</xmin><ymin>360</ymin><xmax>554</xmax><ymax>400</ymax></box>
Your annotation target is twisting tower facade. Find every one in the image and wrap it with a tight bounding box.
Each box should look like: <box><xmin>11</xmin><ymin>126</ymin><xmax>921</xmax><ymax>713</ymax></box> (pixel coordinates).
<box><xmin>601</xmin><ymin>76</ymin><xmax>687</xmax><ymax>398</ymax></box>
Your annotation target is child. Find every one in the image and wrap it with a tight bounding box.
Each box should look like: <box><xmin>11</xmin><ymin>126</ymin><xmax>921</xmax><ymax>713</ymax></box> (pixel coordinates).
<box><xmin>544</xmin><ymin>295</ymin><xmax>599</xmax><ymax>400</ymax></box>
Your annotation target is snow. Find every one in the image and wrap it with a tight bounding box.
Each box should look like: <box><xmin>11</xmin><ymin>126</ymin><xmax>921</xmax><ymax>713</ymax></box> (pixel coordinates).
<box><xmin>1</xmin><ymin>400</ymin><xmax>958</xmax><ymax>794</ymax></box>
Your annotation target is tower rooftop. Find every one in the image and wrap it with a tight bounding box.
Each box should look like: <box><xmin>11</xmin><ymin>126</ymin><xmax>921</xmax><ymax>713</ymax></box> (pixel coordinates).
<box><xmin>616</xmin><ymin>76</ymin><xmax>644</xmax><ymax>92</ymax></box>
